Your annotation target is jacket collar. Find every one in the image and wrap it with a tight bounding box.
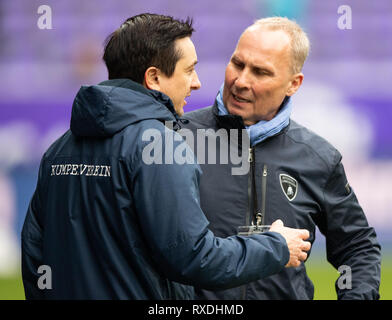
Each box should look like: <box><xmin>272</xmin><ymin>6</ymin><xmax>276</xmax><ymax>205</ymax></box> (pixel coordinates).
<box><xmin>212</xmin><ymin>94</ymin><xmax>291</xmax><ymax>144</ymax></box>
<box><xmin>99</xmin><ymin>79</ymin><xmax>178</xmax><ymax>118</ymax></box>
<box><xmin>212</xmin><ymin>100</ymin><xmax>245</xmax><ymax>130</ymax></box>
<box><xmin>71</xmin><ymin>78</ymin><xmax>179</xmax><ymax>138</ymax></box>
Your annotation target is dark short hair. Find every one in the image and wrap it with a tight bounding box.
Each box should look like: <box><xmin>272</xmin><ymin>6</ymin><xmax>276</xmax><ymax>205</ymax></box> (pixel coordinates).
<box><xmin>103</xmin><ymin>13</ymin><xmax>194</xmax><ymax>83</ymax></box>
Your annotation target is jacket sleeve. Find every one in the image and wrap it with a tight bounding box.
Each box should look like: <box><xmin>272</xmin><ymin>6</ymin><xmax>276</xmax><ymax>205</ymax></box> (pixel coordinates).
<box><xmin>21</xmin><ymin>159</ymin><xmax>45</xmax><ymax>300</ymax></box>
<box><xmin>316</xmin><ymin>157</ymin><xmax>381</xmax><ymax>300</ymax></box>
<box><xmin>131</xmin><ymin>130</ymin><xmax>289</xmax><ymax>290</ymax></box>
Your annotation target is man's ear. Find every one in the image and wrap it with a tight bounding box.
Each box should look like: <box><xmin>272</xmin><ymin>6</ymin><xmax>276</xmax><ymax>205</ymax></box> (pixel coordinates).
<box><xmin>143</xmin><ymin>66</ymin><xmax>161</xmax><ymax>91</ymax></box>
<box><xmin>286</xmin><ymin>73</ymin><xmax>304</xmax><ymax>97</ymax></box>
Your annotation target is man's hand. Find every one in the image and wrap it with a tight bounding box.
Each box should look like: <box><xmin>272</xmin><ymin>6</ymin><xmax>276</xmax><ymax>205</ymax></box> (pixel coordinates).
<box><xmin>269</xmin><ymin>219</ymin><xmax>311</xmax><ymax>268</ymax></box>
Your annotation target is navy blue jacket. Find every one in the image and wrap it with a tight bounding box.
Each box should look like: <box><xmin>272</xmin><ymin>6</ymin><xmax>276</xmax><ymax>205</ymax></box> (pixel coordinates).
<box><xmin>183</xmin><ymin>103</ymin><xmax>381</xmax><ymax>300</ymax></box>
<box><xmin>21</xmin><ymin>79</ymin><xmax>290</xmax><ymax>299</ymax></box>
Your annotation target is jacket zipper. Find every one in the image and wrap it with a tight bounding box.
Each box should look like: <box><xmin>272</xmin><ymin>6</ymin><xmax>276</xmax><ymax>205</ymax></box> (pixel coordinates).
<box><xmin>255</xmin><ymin>164</ymin><xmax>268</xmax><ymax>226</ymax></box>
<box><xmin>245</xmin><ymin>147</ymin><xmax>254</xmax><ymax>227</ymax></box>
<box><xmin>243</xmin><ymin>156</ymin><xmax>268</xmax><ymax>300</ymax></box>
<box><xmin>260</xmin><ymin>164</ymin><xmax>268</xmax><ymax>226</ymax></box>
<box><xmin>242</xmin><ymin>147</ymin><xmax>254</xmax><ymax>300</ymax></box>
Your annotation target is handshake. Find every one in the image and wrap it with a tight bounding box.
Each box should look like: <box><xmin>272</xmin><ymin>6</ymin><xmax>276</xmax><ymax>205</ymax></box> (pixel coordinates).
<box><xmin>269</xmin><ymin>219</ymin><xmax>311</xmax><ymax>268</ymax></box>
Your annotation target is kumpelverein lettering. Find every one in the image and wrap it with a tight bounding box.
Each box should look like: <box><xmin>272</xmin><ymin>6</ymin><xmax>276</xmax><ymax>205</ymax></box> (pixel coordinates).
<box><xmin>50</xmin><ymin>164</ymin><xmax>111</xmax><ymax>177</ymax></box>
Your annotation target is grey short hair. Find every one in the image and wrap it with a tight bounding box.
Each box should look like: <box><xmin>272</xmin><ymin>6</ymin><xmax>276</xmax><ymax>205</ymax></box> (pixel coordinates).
<box><xmin>251</xmin><ymin>17</ymin><xmax>310</xmax><ymax>74</ymax></box>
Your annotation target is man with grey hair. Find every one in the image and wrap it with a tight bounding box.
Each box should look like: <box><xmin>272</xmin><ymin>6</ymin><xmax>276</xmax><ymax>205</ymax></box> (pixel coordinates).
<box><xmin>183</xmin><ymin>17</ymin><xmax>381</xmax><ymax>300</ymax></box>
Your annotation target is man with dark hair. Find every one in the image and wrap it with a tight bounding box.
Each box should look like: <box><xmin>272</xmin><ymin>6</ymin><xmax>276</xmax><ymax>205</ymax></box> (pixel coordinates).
<box><xmin>103</xmin><ymin>14</ymin><xmax>194</xmax><ymax>84</ymax></box>
<box><xmin>21</xmin><ymin>13</ymin><xmax>311</xmax><ymax>300</ymax></box>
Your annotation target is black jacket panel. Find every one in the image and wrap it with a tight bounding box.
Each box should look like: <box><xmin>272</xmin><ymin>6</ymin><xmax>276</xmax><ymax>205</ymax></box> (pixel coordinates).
<box><xmin>183</xmin><ymin>104</ymin><xmax>381</xmax><ymax>300</ymax></box>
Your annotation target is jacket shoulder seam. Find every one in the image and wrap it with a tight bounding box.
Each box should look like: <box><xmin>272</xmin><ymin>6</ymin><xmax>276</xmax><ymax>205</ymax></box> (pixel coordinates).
<box><xmin>284</xmin><ymin>131</ymin><xmax>337</xmax><ymax>175</ymax></box>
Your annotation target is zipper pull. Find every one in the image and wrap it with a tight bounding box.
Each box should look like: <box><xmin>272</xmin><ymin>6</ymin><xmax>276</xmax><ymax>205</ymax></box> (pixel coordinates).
<box><xmin>256</xmin><ymin>213</ymin><xmax>263</xmax><ymax>227</ymax></box>
<box><xmin>263</xmin><ymin>165</ymin><xmax>267</xmax><ymax>177</ymax></box>
<box><xmin>248</xmin><ymin>148</ymin><xmax>253</xmax><ymax>162</ymax></box>
<box><xmin>256</xmin><ymin>213</ymin><xmax>263</xmax><ymax>226</ymax></box>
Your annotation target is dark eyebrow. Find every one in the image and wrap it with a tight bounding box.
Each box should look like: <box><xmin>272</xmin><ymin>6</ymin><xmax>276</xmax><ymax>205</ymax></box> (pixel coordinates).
<box><xmin>253</xmin><ymin>66</ymin><xmax>274</xmax><ymax>76</ymax></box>
<box><xmin>232</xmin><ymin>55</ymin><xmax>273</xmax><ymax>75</ymax></box>
<box><xmin>186</xmin><ymin>60</ymin><xmax>198</xmax><ymax>70</ymax></box>
<box><xmin>231</xmin><ymin>55</ymin><xmax>242</xmax><ymax>64</ymax></box>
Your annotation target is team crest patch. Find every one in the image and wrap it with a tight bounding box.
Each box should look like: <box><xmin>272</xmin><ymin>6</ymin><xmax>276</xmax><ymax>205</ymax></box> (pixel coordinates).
<box><xmin>279</xmin><ymin>174</ymin><xmax>298</xmax><ymax>201</ymax></box>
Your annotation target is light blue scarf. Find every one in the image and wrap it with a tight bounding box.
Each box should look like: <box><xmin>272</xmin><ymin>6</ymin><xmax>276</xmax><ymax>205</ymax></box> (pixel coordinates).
<box><xmin>216</xmin><ymin>84</ymin><xmax>292</xmax><ymax>146</ymax></box>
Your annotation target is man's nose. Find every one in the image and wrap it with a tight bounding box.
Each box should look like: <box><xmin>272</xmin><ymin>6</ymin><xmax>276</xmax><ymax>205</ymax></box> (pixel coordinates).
<box><xmin>191</xmin><ymin>71</ymin><xmax>201</xmax><ymax>90</ymax></box>
<box><xmin>234</xmin><ymin>69</ymin><xmax>251</xmax><ymax>90</ymax></box>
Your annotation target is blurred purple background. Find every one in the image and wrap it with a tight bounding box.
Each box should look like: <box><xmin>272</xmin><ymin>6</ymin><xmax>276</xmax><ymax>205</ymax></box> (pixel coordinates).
<box><xmin>0</xmin><ymin>0</ymin><xmax>391</xmax><ymax>274</ymax></box>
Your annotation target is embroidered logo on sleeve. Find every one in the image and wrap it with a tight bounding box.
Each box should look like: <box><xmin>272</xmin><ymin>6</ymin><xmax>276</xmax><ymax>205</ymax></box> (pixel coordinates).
<box><xmin>279</xmin><ymin>174</ymin><xmax>298</xmax><ymax>201</ymax></box>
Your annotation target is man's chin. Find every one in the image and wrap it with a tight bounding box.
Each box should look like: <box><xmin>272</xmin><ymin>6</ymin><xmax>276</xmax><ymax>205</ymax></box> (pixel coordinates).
<box><xmin>227</xmin><ymin>105</ymin><xmax>244</xmax><ymax>118</ymax></box>
<box><xmin>175</xmin><ymin>107</ymin><xmax>184</xmax><ymax>117</ymax></box>
<box><xmin>227</xmin><ymin>106</ymin><xmax>256</xmax><ymax>126</ymax></box>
